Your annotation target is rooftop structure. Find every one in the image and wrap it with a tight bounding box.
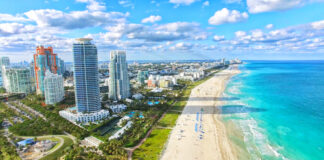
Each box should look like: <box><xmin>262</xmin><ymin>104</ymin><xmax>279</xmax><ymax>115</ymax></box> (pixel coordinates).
<box><xmin>17</xmin><ymin>138</ymin><xmax>34</xmax><ymax>146</ymax></box>
<box><xmin>109</xmin><ymin>121</ymin><xmax>133</xmax><ymax>140</ymax></box>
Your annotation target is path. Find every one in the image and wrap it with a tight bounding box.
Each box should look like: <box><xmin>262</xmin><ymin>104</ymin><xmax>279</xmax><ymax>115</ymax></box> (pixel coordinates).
<box><xmin>124</xmin><ymin>103</ymin><xmax>173</xmax><ymax>160</ymax></box>
<box><xmin>14</xmin><ymin>101</ymin><xmax>47</xmax><ymax>121</ymax></box>
<box><xmin>17</xmin><ymin>135</ymin><xmax>67</xmax><ymax>160</ymax></box>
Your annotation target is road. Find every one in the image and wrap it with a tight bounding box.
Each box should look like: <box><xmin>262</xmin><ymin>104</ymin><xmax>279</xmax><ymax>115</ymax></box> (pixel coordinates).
<box><xmin>14</xmin><ymin>101</ymin><xmax>47</xmax><ymax>121</ymax></box>
<box><xmin>17</xmin><ymin>135</ymin><xmax>67</xmax><ymax>160</ymax></box>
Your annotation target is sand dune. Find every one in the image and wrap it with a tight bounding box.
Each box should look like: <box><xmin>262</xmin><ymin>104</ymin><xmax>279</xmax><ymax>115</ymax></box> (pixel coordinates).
<box><xmin>161</xmin><ymin>66</ymin><xmax>241</xmax><ymax>160</ymax></box>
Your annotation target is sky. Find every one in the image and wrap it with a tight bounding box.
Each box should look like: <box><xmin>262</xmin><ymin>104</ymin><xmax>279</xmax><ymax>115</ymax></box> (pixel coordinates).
<box><xmin>0</xmin><ymin>0</ymin><xmax>324</xmax><ymax>62</ymax></box>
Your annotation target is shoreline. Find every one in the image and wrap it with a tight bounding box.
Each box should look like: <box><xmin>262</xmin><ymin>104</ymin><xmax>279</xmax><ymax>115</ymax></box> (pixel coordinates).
<box><xmin>161</xmin><ymin>65</ymin><xmax>245</xmax><ymax>160</ymax></box>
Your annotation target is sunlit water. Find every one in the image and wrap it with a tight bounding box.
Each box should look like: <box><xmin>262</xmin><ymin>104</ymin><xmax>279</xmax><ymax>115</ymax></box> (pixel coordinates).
<box><xmin>222</xmin><ymin>61</ymin><xmax>324</xmax><ymax>160</ymax></box>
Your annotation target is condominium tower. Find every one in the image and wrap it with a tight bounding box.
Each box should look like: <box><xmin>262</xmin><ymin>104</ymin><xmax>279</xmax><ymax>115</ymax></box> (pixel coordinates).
<box><xmin>109</xmin><ymin>50</ymin><xmax>130</xmax><ymax>100</ymax></box>
<box><xmin>0</xmin><ymin>57</ymin><xmax>10</xmax><ymax>68</ymax></box>
<box><xmin>0</xmin><ymin>57</ymin><xmax>10</xmax><ymax>86</ymax></box>
<box><xmin>2</xmin><ymin>66</ymin><xmax>35</xmax><ymax>94</ymax></box>
<box><xmin>73</xmin><ymin>38</ymin><xmax>101</xmax><ymax>113</ymax></box>
<box><xmin>34</xmin><ymin>46</ymin><xmax>60</xmax><ymax>94</ymax></box>
<box><xmin>44</xmin><ymin>70</ymin><xmax>64</xmax><ymax>105</ymax></box>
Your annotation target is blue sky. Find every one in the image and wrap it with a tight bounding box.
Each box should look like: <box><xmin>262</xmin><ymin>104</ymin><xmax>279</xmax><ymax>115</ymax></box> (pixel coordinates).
<box><xmin>0</xmin><ymin>0</ymin><xmax>324</xmax><ymax>62</ymax></box>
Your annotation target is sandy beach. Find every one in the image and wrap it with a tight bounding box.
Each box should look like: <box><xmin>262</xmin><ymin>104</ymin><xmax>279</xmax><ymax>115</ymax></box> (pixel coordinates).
<box><xmin>161</xmin><ymin>65</ymin><xmax>241</xmax><ymax>160</ymax></box>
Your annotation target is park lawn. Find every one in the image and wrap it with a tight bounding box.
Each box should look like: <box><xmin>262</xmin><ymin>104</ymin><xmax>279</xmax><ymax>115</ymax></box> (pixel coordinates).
<box><xmin>157</xmin><ymin>111</ymin><xmax>180</xmax><ymax>128</ymax></box>
<box><xmin>172</xmin><ymin>100</ymin><xmax>187</xmax><ymax>111</ymax></box>
<box><xmin>40</xmin><ymin>136</ymin><xmax>73</xmax><ymax>160</ymax></box>
<box><xmin>133</xmin><ymin>128</ymin><xmax>171</xmax><ymax>160</ymax></box>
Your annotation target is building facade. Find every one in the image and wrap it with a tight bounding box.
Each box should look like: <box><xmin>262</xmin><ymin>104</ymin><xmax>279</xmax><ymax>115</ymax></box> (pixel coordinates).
<box><xmin>59</xmin><ymin>109</ymin><xmax>109</xmax><ymax>123</ymax></box>
<box><xmin>44</xmin><ymin>71</ymin><xmax>64</xmax><ymax>105</ymax></box>
<box><xmin>73</xmin><ymin>38</ymin><xmax>101</xmax><ymax>113</ymax></box>
<box><xmin>57</xmin><ymin>58</ymin><xmax>65</xmax><ymax>75</ymax></box>
<box><xmin>137</xmin><ymin>71</ymin><xmax>147</xmax><ymax>85</ymax></box>
<box><xmin>2</xmin><ymin>66</ymin><xmax>35</xmax><ymax>94</ymax></box>
<box><xmin>0</xmin><ymin>57</ymin><xmax>10</xmax><ymax>68</ymax></box>
<box><xmin>109</xmin><ymin>50</ymin><xmax>130</xmax><ymax>100</ymax></box>
<box><xmin>34</xmin><ymin>46</ymin><xmax>61</xmax><ymax>94</ymax></box>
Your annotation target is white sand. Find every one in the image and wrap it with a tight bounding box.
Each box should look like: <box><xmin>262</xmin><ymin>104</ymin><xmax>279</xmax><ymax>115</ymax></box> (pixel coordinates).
<box><xmin>161</xmin><ymin>66</ymin><xmax>241</xmax><ymax>160</ymax></box>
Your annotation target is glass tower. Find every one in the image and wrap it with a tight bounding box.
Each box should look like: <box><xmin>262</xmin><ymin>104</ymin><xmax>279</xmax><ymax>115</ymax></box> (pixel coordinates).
<box><xmin>2</xmin><ymin>67</ymin><xmax>35</xmax><ymax>94</ymax></box>
<box><xmin>109</xmin><ymin>50</ymin><xmax>130</xmax><ymax>100</ymax></box>
<box><xmin>34</xmin><ymin>46</ymin><xmax>59</xmax><ymax>94</ymax></box>
<box><xmin>73</xmin><ymin>38</ymin><xmax>101</xmax><ymax>113</ymax></box>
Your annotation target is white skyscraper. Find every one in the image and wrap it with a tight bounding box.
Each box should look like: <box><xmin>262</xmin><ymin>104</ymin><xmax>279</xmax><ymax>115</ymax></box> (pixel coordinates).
<box><xmin>109</xmin><ymin>50</ymin><xmax>130</xmax><ymax>100</ymax></box>
<box><xmin>44</xmin><ymin>70</ymin><xmax>64</xmax><ymax>105</ymax></box>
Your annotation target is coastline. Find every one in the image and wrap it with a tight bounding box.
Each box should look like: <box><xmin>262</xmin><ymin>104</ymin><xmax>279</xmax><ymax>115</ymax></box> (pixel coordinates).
<box><xmin>161</xmin><ymin>65</ymin><xmax>245</xmax><ymax>160</ymax></box>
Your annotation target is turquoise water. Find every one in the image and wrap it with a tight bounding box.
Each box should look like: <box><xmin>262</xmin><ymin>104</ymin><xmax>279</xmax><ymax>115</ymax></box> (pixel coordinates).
<box><xmin>223</xmin><ymin>61</ymin><xmax>324</xmax><ymax>160</ymax></box>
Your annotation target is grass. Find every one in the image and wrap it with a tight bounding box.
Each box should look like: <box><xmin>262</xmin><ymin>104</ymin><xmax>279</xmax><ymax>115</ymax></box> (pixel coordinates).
<box><xmin>157</xmin><ymin>111</ymin><xmax>180</xmax><ymax>128</ymax></box>
<box><xmin>172</xmin><ymin>100</ymin><xmax>187</xmax><ymax>111</ymax></box>
<box><xmin>39</xmin><ymin>136</ymin><xmax>73</xmax><ymax>160</ymax></box>
<box><xmin>132</xmin><ymin>128</ymin><xmax>171</xmax><ymax>160</ymax></box>
<box><xmin>131</xmin><ymin>68</ymin><xmax>223</xmax><ymax>160</ymax></box>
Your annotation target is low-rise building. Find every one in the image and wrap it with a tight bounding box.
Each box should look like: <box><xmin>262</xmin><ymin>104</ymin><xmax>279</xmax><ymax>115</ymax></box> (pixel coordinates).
<box><xmin>109</xmin><ymin>121</ymin><xmax>133</xmax><ymax>140</ymax></box>
<box><xmin>132</xmin><ymin>93</ymin><xmax>144</xmax><ymax>100</ymax></box>
<box><xmin>59</xmin><ymin>108</ymin><xmax>110</xmax><ymax>123</ymax></box>
<box><xmin>108</xmin><ymin>104</ymin><xmax>127</xmax><ymax>113</ymax></box>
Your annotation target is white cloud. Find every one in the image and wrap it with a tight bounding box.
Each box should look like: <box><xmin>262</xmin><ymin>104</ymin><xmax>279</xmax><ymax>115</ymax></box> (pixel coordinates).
<box><xmin>118</xmin><ymin>0</ymin><xmax>135</xmax><ymax>8</ymax></box>
<box><xmin>203</xmin><ymin>1</ymin><xmax>210</xmax><ymax>7</ymax></box>
<box><xmin>235</xmin><ymin>30</ymin><xmax>246</xmax><ymax>37</ymax></box>
<box><xmin>194</xmin><ymin>33</ymin><xmax>208</xmax><ymax>40</ymax></box>
<box><xmin>311</xmin><ymin>20</ymin><xmax>324</xmax><ymax>30</ymax></box>
<box><xmin>0</xmin><ymin>23</ymin><xmax>36</xmax><ymax>36</ymax></box>
<box><xmin>76</xmin><ymin>0</ymin><xmax>106</xmax><ymax>11</ymax></box>
<box><xmin>213</xmin><ymin>35</ymin><xmax>225</xmax><ymax>41</ymax></box>
<box><xmin>24</xmin><ymin>9</ymin><xmax>128</xmax><ymax>29</ymax></box>
<box><xmin>266</xmin><ymin>24</ymin><xmax>274</xmax><ymax>29</ymax></box>
<box><xmin>103</xmin><ymin>22</ymin><xmax>206</xmax><ymax>42</ymax></box>
<box><xmin>170</xmin><ymin>42</ymin><xmax>193</xmax><ymax>50</ymax></box>
<box><xmin>247</xmin><ymin>0</ymin><xmax>303</xmax><ymax>13</ymax></box>
<box><xmin>141</xmin><ymin>15</ymin><xmax>162</xmax><ymax>23</ymax></box>
<box><xmin>169</xmin><ymin>0</ymin><xmax>198</xmax><ymax>6</ymax></box>
<box><xmin>0</xmin><ymin>14</ymin><xmax>30</xmax><ymax>22</ymax></box>
<box><xmin>224</xmin><ymin>0</ymin><xmax>241</xmax><ymax>4</ymax></box>
<box><xmin>156</xmin><ymin>22</ymin><xmax>200</xmax><ymax>32</ymax></box>
<box><xmin>208</xmin><ymin>8</ymin><xmax>248</xmax><ymax>25</ymax></box>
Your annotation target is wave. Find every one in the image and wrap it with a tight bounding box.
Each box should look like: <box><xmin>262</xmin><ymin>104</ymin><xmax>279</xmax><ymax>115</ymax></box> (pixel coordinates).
<box><xmin>222</xmin><ymin>75</ymin><xmax>288</xmax><ymax>160</ymax></box>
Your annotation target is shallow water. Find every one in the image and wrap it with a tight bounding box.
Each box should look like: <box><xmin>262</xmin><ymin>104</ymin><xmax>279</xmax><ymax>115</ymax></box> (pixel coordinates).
<box><xmin>222</xmin><ymin>61</ymin><xmax>324</xmax><ymax>160</ymax></box>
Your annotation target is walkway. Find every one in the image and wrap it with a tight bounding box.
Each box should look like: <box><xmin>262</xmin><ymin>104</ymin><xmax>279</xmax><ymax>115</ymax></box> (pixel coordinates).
<box><xmin>124</xmin><ymin>101</ymin><xmax>176</xmax><ymax>160</ymax></box>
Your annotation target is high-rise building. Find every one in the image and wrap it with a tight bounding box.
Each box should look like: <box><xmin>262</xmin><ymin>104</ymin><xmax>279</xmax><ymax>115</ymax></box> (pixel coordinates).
<box><xmin>0</xmin><ymin>57</ymin><xmax>10</xmax><ymax>68</ymax></box>
<box><xmin>109</xmin><ymin>50</ymin><xmax>130</xmax><ymax>100</ymax></box>
<box><xmin>137</xmin><ymin>71</ymin><xmax>146</xmax><ymax>85</ymax></box>
<box><xmin>34</xmin><ymin>46</ymin><xmax>60</xmax><ymax>94</ymax></box>
<box><xmin>44</xmin><ymin>70</ymin><xmax>64</xmax><ymax>105</ymax></box>
<box><xmin>59</xmin><ymin>38</ymin><xmax>109</xmax><ymax>123</ymax></box>
<box><xmin>0</xmin><ymin>57</ymin><xmax>10</xmax><ymax>87</ymax></box>
<box><xmin>2</xmin><ymin>66</ymin><xmax>35</xmax><ymax>94</ymax></box>
<box><xmin>57</xmin><ymin>58</ymin><xmax>65</xmax><ymax>75</ymax></box>
<box><xmin>73</xmin><ymin>38</ymin><xmax>101</xmax><ymax>113</ymax></box>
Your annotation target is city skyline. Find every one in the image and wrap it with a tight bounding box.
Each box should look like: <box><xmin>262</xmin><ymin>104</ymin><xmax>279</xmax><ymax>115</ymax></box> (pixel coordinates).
<box><xmin>0</xmin><ymin>0</ymin><xmax>324</xmax><ymax>62</ymax></box>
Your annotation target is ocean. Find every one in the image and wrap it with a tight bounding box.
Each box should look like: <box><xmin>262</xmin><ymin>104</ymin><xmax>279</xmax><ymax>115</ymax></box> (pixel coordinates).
<box><xmin>222</xmin><ymin>61</ymin><xmax>324</xmax><ymax>160</ymax></box>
